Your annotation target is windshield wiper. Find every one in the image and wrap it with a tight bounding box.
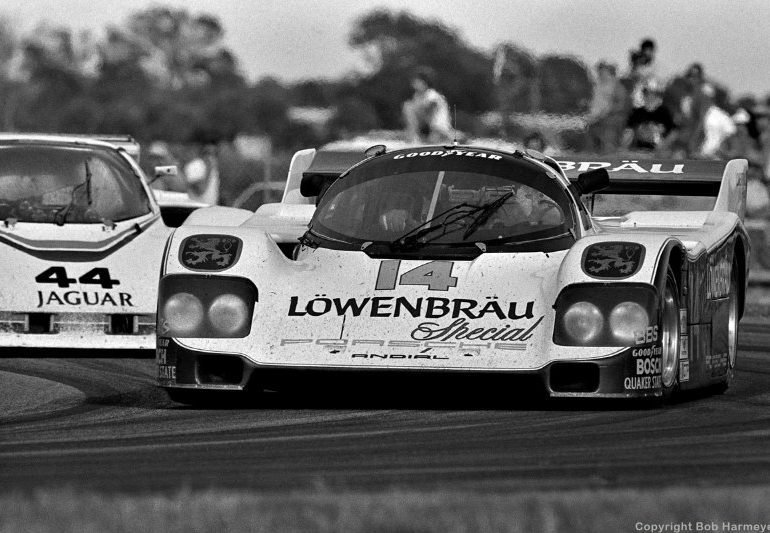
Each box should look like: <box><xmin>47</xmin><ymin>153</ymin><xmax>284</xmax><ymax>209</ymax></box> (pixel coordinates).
<box><xmin>54</xmin><ymin>159</ymin><xmax>93</xmax><ymax>226</ymax></box>
<box><xmin>392</xmin><ymin>203</ymin><xmax>480</xmax><ymax>248</ymax></box>
<box><xmin>462</xmin><ymin>192</ymin><xmax>513</xmax><ymax>240</ymax></box>
<box><xmin>393</xmin><ymin>193</ymin><xmax>514</xmax><ymax>249</ymax></box>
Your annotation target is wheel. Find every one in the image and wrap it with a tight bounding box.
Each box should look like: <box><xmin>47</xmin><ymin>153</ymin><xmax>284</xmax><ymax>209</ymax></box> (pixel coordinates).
<box><xmin>660</xmin><ymin>267</ymin><xmax>681</xmax><ymax>401</ymax></box>
<box><xmin>716</xmin><ymin>258</ymin><xmax>740</xmax><ymax>394</ymax></box>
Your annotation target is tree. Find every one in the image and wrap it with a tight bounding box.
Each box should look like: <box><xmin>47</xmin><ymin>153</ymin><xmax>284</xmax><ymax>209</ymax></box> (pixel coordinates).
<box><xmin>348</xmin><ymin>9</ymin><xmax>495</xmax><ymax>128</ymax></box>
<box><xmin>538</xmin><ymin>55</ymin><xmax>592</xmax><ymax>114</ymax></box>
<box><xmin>111</xmin><ymin>7</ymin><xmax>241</xmax><ymax>90</ymax></box>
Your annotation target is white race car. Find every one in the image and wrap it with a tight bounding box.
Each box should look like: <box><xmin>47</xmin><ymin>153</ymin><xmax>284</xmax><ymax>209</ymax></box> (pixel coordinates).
<box><xmin>156</xmin><ymin>144</ymin><xmax>749</xmax><ymax>404</ymax></box>
<box><xmin>0</xmin><ymin>134</ymin><xmax>203</xmax><ymax>354</ymax></box>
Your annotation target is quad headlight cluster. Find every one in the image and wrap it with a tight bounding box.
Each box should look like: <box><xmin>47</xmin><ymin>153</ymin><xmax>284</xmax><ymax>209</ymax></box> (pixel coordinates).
<box><xmin>158</xmin><ymin>275</ymin><xmax>258</xmax><ymax>338</ymax></box>
<box><xmin>553</xmin><ymin>284</ymin><xmax>658</xmax><ymax>346</ymax></box>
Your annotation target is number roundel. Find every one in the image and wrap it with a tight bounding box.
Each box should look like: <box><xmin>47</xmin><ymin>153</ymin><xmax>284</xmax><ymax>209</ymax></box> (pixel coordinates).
<box><xmin>35</xmin><ymin>266</ymin><xmax>120</xmax><ymax>289</ymax></box>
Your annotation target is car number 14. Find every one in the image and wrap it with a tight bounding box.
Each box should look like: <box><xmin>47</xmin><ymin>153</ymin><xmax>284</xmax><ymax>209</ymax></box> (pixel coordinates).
<box><xmin>375</xmin><ymin>260</ymin><xmax>458</xmax><ymax>291</ymax></box>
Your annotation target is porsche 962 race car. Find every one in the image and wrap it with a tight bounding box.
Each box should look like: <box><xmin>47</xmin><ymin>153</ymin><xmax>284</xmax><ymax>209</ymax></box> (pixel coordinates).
<box><xmin>156</xmin><ymin>144</ymin><xmax>749</xmax><ymax>404</ymax></box>
<box><xmin>0</xmin><ymin>134</ymin><xmax>203</xmax><ymax>354</ymax></box>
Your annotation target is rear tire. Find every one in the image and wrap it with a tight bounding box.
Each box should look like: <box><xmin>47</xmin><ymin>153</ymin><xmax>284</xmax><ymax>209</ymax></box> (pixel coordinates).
<box><xmin>660</xmin><ymin>267</ymin><xmax>681</xmax><ymax>402</ymax></box>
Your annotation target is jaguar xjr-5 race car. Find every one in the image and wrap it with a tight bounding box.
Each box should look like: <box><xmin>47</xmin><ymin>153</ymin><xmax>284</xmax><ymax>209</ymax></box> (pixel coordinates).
<box><xmin>156</xmin><ymin>144</ymin><xmax>748</xmax><ymax>404</ymax></box>
<box><xmin>0</xmin><ymin>134</ymin><xmax>203</xmax><ymax>354</ymax></box>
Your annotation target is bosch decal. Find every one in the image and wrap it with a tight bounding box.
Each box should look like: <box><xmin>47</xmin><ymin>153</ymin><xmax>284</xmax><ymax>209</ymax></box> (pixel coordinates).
<box><xmin>582</xmin><ymin>242</ymin><xmax>645</xmax><ymax>279</ymax></box>
<box><xmin>180</xmin><ymin>234</ymin><xmax>242</xmax><ymax>271</ymax></box>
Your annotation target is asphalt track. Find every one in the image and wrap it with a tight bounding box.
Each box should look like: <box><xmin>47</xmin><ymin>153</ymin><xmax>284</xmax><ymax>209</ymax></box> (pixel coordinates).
<box><xmin>1</xmin><ymin>319</ymin><xmax>769</xmax><ymax>494</ymax></box>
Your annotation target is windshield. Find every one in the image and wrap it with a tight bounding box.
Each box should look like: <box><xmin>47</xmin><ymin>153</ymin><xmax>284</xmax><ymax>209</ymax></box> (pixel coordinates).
<box><xmin>311</xmin><ymin>151</ymin><xmax>576</xmax><ymax>253</ymax></box>
<box><xmin>0</xmin><ymin>144</ymin><xmax>151</xmax><ymax>224</ymax></box>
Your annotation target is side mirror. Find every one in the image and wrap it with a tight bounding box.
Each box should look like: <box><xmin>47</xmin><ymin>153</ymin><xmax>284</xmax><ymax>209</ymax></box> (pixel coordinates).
<box><xmin>575</xmin><ymin>168</ymin><xmax>610</xmax><ymax>195</ymax></box>
<box><xmin>153</xmin><ymin>165</ymin><xmax>178</xmax><ymax>182</ymax></box>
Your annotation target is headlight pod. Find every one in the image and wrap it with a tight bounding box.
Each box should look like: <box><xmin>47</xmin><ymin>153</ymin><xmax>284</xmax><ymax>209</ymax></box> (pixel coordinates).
<box><xmin>158</xmin><ymin>275</ymin><xmax>257</xmax><ymax>338</ymax></box>
<box><xmin>553</xmin><ymin>283</ymin><xmax>658</xmax><ymax>346</ymax></box>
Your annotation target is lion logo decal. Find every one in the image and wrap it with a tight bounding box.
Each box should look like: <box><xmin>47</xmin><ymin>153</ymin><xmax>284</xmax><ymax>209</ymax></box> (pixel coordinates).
<box><xmin>180</xmin><ymin>235</ymin><xmax>242</xmax><ymax>271</ymax></box>
<box><xmin>583</xmin><ymin>242</ymin><xmax>645</xmax><ymax>279</ymax></box>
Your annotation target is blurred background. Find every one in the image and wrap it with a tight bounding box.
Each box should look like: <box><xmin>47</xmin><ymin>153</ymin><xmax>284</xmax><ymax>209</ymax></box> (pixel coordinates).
<box><xmin>1</xmin><ymin>0</ymin><xmax>769</xmax><ymax>217</ymax></box>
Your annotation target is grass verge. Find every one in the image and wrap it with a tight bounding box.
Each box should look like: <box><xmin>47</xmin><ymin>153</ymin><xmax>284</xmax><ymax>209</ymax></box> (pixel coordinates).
<box><xmin>1</xmin><ymin>486</ymin><xmax>770</xmax><ymax>533</ymax></box>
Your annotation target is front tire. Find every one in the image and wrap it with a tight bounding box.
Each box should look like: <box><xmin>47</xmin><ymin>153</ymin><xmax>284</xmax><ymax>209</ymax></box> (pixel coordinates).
<box><xmin>660</xmin><ymin>267</ymin><xmax>681</xmax><ymax>401</ymax></box>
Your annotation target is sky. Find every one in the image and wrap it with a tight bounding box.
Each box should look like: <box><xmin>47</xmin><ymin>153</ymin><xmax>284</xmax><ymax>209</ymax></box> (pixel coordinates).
<box><xmin>4</xmin><ymin>0</ymin><xmax>770</xmax><ymax>97</ymax></box>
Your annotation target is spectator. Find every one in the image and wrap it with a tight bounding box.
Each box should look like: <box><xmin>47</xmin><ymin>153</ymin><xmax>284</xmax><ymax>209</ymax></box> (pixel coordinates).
<box><xmin>627</xmin><ymin>38</ymin><xmax>658</xmax><ymax>108</ymax></box>
<box><xmin>145</xmin><ymin>141</ymin><xmax>187</xmax><ymax>193</ymax></box>
<box><xmin>402</xmin><ymin>69</ymin><xmax>453</xmax><ymax>143</ymax></box>
<box><xmin>586</xmin><ymin>61</ymin><xmax>629</xmax><ymax>152</ymax></box>
<box><xmin>183</xmin><ymin>143</ymin><xmax>220</xmax><ymax>205</ymax></box>
<box><xmin>623</xmin><ymin>81</ymin><xmax>675</xmax><ymax>152</ymax></box>
<box><xmin>678</xmin><ymin>63</ymin><xmax>713</xmax><ymax>156</ymax></box>
<box><xmin>522</xmin><ymin>131</ymin><xmax>557</xmax><ymax>157</ymax></box>
<box><xmin>698</xmin><ymin>85</ymin><xmax>736</xmax><ymax>158</ymax></box>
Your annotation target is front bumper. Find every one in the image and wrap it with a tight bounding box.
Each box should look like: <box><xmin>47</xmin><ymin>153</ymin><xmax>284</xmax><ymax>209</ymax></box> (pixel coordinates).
<box><xmin>157</xmin><ymin>337</ymin><xmax>664</xmax><ymax>399</ymax></box>
<box><xmin>0</xmin><ymin>311</ymin><xmax>156</xmax><ymax>351</ymax></box>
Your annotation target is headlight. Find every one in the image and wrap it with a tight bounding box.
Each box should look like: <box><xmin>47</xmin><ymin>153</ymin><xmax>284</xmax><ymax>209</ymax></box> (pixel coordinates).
<box><xmin>562</xmin><ymin>301</ymin><xmax>603</xmax><ymax>344</ymax></box>
<box><xmin>163</xmin><ymin>292</ymin><xmax>204</xmax><ymax>336</ymax></box>
<box><xmin>208</xmin><ymin>294</ymin><xmax>249</xmax><ymax>335</ymax></box>
<box><xmin>609</xmin><ymin>302</ymin><xmax>650</xmax><ymax>344</ymax></box>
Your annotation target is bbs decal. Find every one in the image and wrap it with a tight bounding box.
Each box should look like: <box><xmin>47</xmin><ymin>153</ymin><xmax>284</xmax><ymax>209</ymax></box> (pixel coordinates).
<box><xmin>375</xmin><ymin>260</ymin><xmax>458</xmax><ymax>291</ymax></box>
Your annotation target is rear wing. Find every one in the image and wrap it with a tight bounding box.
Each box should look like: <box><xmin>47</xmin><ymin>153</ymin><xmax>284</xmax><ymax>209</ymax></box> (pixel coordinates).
<box><xmin>283</xmin><ymin>150</ymin><xmax>747</xmax><ymax>217</ymax></box>
<box><xmin>556</xmin><ymin>158</ymin><xmax>747</xmax><ymax>217</ymax></box>
<box><xmin>283</xmin><ymin>149</ymin><xmax>368</xmax><ymax>204</ymax></box>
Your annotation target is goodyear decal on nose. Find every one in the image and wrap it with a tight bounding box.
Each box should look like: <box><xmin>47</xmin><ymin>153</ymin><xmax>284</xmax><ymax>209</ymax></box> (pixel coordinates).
<box><xmin>180</xmin><ymin>234</ymin><xmax>242</xmax><ymax>271</ymax></box>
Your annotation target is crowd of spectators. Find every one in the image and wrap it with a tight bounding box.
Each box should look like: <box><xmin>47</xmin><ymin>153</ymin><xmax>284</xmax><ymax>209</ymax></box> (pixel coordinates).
<box><xmin>581</xmin><ymin>38</ymin><xmax>770</xmax><ymax>216</ymax></box>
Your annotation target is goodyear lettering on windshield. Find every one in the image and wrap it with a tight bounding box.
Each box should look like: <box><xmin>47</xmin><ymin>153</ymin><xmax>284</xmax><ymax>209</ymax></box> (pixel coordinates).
<box><xmin>393</xmin><ymin>150</ymin><xmax>502</xmax><ymax>160</ymax></box>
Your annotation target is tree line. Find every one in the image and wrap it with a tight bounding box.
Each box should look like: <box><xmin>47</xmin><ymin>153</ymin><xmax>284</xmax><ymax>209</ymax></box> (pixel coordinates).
<box><xmin>0</xmin><ymin>7</ymin><xmax>733</xmax><ymax>151</ymax></box>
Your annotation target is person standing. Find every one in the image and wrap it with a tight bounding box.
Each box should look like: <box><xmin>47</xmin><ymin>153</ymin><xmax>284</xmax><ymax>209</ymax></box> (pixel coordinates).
<box><xmin>402</xmin><ymin>69</ymin><xmax>453</xmax><ymax>144</ymax></box>
<box><xmin>183</xmin><ymin>143</ymin><xmax>220</xmax><ymax>205</ymax></box>
<box><xmin>586</xmin><ymin>61</ymin><xmax>629</xmax><ymax>152</ymax></box>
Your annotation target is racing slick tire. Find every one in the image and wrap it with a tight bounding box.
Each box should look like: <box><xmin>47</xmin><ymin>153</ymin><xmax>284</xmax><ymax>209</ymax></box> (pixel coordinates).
<box><xmin>714</xmin><ymin>258</ymin><xmax>740</xmax><ymax>394</ymax></box>
<box><xmin>660</xmin><ymin>267</ymin><xmax>681</xmax><ymax>402</ymax></box>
